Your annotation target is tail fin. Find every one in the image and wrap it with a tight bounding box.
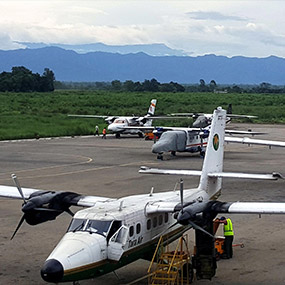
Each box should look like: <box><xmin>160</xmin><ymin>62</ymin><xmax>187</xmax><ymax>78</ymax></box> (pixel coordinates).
<box><xmin>144</xmin><ymin>99</ymin><xmax>157</xmax><ymax>126</ymax></box>
<box><xmin>147</xmin><ymin>99</ymin><xmax>157</xmax><ymax>116</ymax></box>
<box><xmin>198</xmin><ymin>107</ymin><xmax>227</xmax><ymax>197</ymax></box>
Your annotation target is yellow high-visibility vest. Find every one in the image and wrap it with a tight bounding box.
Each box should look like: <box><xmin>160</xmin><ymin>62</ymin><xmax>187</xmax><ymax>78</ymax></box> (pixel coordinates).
<box><xmin>224</xmin><ymin>218</ymin><xmax>234</xmax><ymax>236</ymax></box>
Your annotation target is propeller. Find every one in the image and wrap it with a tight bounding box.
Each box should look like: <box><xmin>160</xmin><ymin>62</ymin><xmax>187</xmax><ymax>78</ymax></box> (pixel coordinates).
<box><xmin>11</xmin><ymin>174</ymin><xmax>26</xmax><ymax>204</ymax></box>
<box><xmin>10</xmin><ymin>174</ymin><xmax>79</xmax><ymax>239</ymax></box>
<box><xmin>176</xmin><ymin>180</ymin><xmax>215</xmax><ymax>238</ymax></box>
<box><xmin>180</xmin><ymin>179</ymin><xmax>184</xmax><ymax>213</ymax></box>
<box><xmin>11</xmin><ymin>174</ymin><xmax>27</xmax><ymax>240</ymax></box>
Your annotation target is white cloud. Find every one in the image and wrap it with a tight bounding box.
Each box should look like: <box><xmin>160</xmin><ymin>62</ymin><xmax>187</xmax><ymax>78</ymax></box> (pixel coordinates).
<box><xmin>0</xmin><ymin>1</ymin><xmax>284</xmax><ymax>57</ymax></box>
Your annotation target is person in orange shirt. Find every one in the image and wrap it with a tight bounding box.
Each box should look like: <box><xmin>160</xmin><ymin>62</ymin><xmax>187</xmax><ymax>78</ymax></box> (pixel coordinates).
<box><xmin>102</xmin><ymin>128</ymin><xmax>107</xmax><ymax>139</ymax></box>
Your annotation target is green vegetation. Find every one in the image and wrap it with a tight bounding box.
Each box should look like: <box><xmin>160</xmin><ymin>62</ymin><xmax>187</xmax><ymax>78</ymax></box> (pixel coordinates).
<box><xmin>1</xmin><ymin>90</ymin><xmax>285</xmax><ymax>140</ymax></box>
<box><xmin>0</xmin><ymin>66</ymin><xmax>55</xmax><ymax>92</ymax></box>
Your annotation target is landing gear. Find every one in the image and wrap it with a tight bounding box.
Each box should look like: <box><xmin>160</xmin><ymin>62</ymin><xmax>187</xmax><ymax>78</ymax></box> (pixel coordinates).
<box><xmin>171</xmin><ymin>151</ymin><xmax>176</xmax><ymax>156</ymax></box>
<box><xmin>200</xmin><ymin>151</ymin><xmax>205</xmax><ymax>158</ymax></box>
<box><xmin>138</xmin><ymin>132</ymin><xmax>144</xmax><ymax>138</ymax></box>
<box><xmin>157</xmin><ymin>153</ymin><xmax>163</xmax><ymax>160</ymax></box>
<box><xmin>115</xmin><ymin>133</ymin><xmax>121</xmax><ymax>139</ymax></box>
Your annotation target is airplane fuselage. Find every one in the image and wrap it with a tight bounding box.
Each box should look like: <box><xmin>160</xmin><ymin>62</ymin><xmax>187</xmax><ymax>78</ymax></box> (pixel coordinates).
<box><xmin>107</xmin><ymin>117</ymin><xmax>144</xmax><ymax>135</ymax></box>
<box><xmin>152</xmin><ymin>129</ymin><xmax>209</xmax><ymax>157</ymax></box>
<box><xmin>41</xmin><ymin>187</ymin><xmax>209</xmax><ymax>283</ymax></box>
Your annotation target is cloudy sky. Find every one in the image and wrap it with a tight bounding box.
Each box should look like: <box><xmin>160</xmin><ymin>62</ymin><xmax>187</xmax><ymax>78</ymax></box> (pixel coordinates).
<box><xmin>0</xmin><ymin>0</ymin><xmax>284</xmax><ymax>58</ymax></box>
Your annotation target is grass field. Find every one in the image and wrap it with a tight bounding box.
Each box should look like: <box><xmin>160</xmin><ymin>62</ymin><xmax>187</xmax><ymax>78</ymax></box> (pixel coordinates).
<box><xmin>1</xmin><ymin>90</ymin><xmax>285</xmax><ymax>140</ymax></box>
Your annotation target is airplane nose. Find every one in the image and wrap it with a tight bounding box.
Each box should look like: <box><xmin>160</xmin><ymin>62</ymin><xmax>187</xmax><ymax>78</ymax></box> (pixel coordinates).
<box><xmin>41</xmin><ymin>259</ymin><xmax>64</xmax><ymax>283</ymax></box>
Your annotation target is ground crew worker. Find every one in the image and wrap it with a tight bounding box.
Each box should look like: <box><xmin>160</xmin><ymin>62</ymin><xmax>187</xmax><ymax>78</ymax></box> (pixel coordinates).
<box><xmin>102</xmin><ymin>128</ymin><xmax>107</xmax><ymax>139</ymax></box>
<box><xmin>95</xmin><ymin>125</ymin><xmax>99</xmax><ymax>136</ymax></box>
<box><xmin>219</xmin><ymin>216</ymin><xmax>234</xmax><ymax>259</ymax></box>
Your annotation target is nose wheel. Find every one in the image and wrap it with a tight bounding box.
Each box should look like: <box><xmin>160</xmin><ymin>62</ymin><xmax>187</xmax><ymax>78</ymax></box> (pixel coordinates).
<box><xmin>157</xmin><ymin>153</ymin><xmax>163</xmax><ymax>160</ymax></box>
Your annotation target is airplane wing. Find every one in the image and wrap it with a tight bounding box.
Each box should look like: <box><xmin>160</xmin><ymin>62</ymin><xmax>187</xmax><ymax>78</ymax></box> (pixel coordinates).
<box><xmin>225</xmin><ymin>136</ymin><xmax>285</xmax><ymax>147</ymax></box>
<box><xmin>223</xmin><ymin>202</ymin><xmax>285</xmax><ymax>214</ymax></box>
<box><xmin>145</xmin><ymin>198</ymin><xmax>285</xmax><ymax>215</ymax></box>
<box><xmin>0</xmin><ymin>185</ymin><xmax>114</xmax><ymax>207</ymax></box>
<box><xmin>68</xmin><ymin>114</ymin><xmax>109</xmax><ymax>119</ymax></box>
<box><xmin>168</xmin><ymin>113</ymin><xmax>257</xmax><ymax>119</ymax></box>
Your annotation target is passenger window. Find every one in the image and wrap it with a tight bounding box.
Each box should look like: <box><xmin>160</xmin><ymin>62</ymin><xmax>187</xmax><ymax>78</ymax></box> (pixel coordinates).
<box><xmin>129</xmin><ymin>226</ymin><xmax>134</xmax><ymax>237</ymax></box>
<box><xmin>165</xmin><ymin>213</ymin><xmax>169</xmax><ymax>223</ymax></box>
<box><xmin>153</xmin><ymin>217</ymin><xmax>157</xmax><ymax>228</ymax></box>
<box><xmin>147</xmin><ymin>219</ymin><xmax>151</xmax><ymax>230</ymax></box>
<box><xmin>158</xmin><ymin>215</ymin><xmax>163</xmax><ymax>225</ymax></box>
<box><xmin>136</xmin><ymin>223</ymin><xmax>141</xmax><ymax>234</ymax></box>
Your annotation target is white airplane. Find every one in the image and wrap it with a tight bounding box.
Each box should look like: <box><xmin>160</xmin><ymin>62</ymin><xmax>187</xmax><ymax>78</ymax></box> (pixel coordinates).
<box><xmin>169</xmin><ymin>106</ymin><xmax>256</xmax><ymax>128</ymax></box>
<box><xmin>1</xmin><ymin>107</ymin><xmax>285</xmax><ymax>283</ymax></box>
<box><xmin>68</xmin><ymin>99</ymin><xmax>157</xmax><ymax>138</ymax></box>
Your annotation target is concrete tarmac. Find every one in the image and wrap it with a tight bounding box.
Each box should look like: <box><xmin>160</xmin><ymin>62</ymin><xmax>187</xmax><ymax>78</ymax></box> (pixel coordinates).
<box><xmin>1</xmin><ymin>124</ymin><xmax>285</xmax><ymax>284</ymax></box>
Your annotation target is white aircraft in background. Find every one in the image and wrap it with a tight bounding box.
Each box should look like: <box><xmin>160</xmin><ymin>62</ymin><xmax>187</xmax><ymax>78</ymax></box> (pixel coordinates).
<box><xmin>1</xmin><ymin>107</ymin><xmax>285</xmax><ymax>283</ymax></box>
<box><xmin>169</xmin><ymin>104</ymin><xmax>256</xmax><ymax>128</ymax></box>
<box><xmin>68</xmin><ymin>99</ymin><xmax>157</xmax><ymax>138</ymax></box>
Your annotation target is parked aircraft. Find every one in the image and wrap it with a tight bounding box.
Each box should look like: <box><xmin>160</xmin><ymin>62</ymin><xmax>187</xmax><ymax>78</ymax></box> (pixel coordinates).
<box><xmin>1</xmin><ymin>107</ymin><xmax>285</xmax><ymax>283</ymax></box>
<box><xmin>151</xmin><ymin>126</ymin><xmax>285</xmax><ymax>159</ymax></box>
<box><xmin>169</xmin><ymin>104</ymin><xmax>256</xmax><ymax>128</ymax></box>
<box><xmin>68</xmin><ymin>99</ymin><xmax>157</xmax><ymax>138</ymax></box>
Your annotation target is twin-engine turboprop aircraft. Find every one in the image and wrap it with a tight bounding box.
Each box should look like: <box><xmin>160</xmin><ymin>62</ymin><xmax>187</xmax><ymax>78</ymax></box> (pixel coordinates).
<box><xmin>1</xmin><ymin>107</ymin><xmax>285</xmax><ymax>283</ymax></box>
<box><xmin>68</xmin><ymin>99</ymin><xmax>158</xmax><ymax>138</ymax></box>
<box><xmin>151</xmin><ymin>126</ymin><xmax>285</xmax><ymax>159</ymax></box>
<box><xmin>168</xmin><ymin>104</ymin><xmax>256</xmax><ymax>128</ymax></box>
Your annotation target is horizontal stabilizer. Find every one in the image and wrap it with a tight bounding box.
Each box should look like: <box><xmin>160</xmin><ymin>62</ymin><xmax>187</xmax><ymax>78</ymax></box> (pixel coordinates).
<box><xmin>225</xmin><ymin>130</ymin><xmax>266</xmax><ymax>136</ymax></box>
<box><xmin>225</xmin><ymin>136</ymin><xmax>285</xmax><ymax>147</ymax></box>
<box><xmin>208</xmin><ymin>172</ymin><xmax>284</xmax><ymax>180</ymax></box>
<box><xmin>139</xmin><ymin>167</ymin><xmax>283</xmax><ymax>180</ymax></box>
<box><xmin>139</xmin><ymin>166</ymin><xmax>201</xmax><ymax>176</ymax></box>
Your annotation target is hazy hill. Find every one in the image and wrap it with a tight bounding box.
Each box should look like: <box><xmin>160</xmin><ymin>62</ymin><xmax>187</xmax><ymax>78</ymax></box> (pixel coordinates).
<box><xmin>0</xmin><ymin>46</ymin><xmax>284</xmax><ymax>84</ymax></box>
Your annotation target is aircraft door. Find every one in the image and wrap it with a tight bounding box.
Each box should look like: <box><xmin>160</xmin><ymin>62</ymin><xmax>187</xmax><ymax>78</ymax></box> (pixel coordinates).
<box><xmin>176</xmin><ymin>131</ymin><xmax>187</xmax><ymax>151</ymax></box>
<box><xmin>107</xmin><ymin>225</ymin><xmax>129</xmax><ymax>261</ymax></box>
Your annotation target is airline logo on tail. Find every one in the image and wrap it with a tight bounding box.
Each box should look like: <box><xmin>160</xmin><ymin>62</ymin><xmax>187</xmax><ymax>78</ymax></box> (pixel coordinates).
<box><xmin>213</xmin><ymin>134</ymin><xmax>219</xmax><ymax>151</ymax></box>
<box><xmin>147</xmin><ymin>99</ymin><xmax>157</xmax><ymax>116</ymax></box>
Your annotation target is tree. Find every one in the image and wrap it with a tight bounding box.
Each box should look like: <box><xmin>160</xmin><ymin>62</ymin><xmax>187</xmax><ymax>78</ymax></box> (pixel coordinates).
<box><xmin>123</xmin><ymin>80</ymin><xmax>135</xmax><ymax>92</ymax></box>
<box><xmin>0</xmin><ymin>66</ymin><xmax>56</xmax><ymax>92</ymax></box>
<box><xmin>111</xmin><ymin>80</ymin><xmax>122</xmax><ymax>91</ymax></box>
<box><xmin>209</xmin><ymin>80</ymin><xmax>217</xmax><ymax>91</ymax></box>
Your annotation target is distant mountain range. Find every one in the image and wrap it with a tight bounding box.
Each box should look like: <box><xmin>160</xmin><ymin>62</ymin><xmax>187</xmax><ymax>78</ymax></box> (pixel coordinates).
<box><xmin>0</xmin><ymin>45</ymin><xmax>284</xmax><ymax>84</ymax></box>
<box><xmin>17</xmin><ymin>42</ymin><xmax>188</xmax><ymax>57</ymax></box>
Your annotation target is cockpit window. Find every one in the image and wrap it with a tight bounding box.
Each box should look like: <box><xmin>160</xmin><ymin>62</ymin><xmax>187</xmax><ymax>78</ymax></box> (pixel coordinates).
<box><xmin>85</xmin><ymin>220</ymin><xmax>112</xmax><ymax>236</ymax></box>
<box><xmin>114</xmin><ymin>119</ymin><xmax>125</xmax><ymax>124</ymax></box>
<box><xmin>67</xmin><ymin>218</ymin><xmax>87</xmax><ymax>232</ymax></box>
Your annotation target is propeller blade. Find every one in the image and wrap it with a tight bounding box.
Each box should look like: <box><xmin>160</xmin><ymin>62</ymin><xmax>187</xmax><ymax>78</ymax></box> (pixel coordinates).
<box><xmin>180</xmin><ymin>179</ymin><xmax>184</xmax><ymax>213</ymax></box>
<box><xmin>11</xmin><ymin>174</ymin><xmax>27</xmax><ymax>204</ymax></box>
<box><xmin>11</xmin><ymin>214</ymin><xmax>26</xmax><ymax>240</ymax></box>
<box><xmin>188</xmin><ymin>220</ymin><xmax>215</xmax><ymax>239</ymax></box>
<box><xmin>33</xmin><ymin>207</ymin><xmax>62</xmax><ymax>212</ymax></box>
<box><xmin>65</xmin><ymin>208</ymin><xmax>74</xmax><ymax>217</ymax></box>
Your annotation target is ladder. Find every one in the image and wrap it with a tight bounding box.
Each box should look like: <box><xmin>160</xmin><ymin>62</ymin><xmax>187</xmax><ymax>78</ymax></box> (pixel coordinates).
<box><xmin>148</xmin><ymin>234</ymin><xmax>193</xmax><ymax>285</ymax></box>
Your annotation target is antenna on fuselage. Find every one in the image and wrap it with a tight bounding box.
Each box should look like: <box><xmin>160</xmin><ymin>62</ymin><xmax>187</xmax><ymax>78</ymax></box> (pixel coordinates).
<box><xmin>119</xmin><ymin>201</ymin><xmax>124</xmax><ymax>211</ymax></box>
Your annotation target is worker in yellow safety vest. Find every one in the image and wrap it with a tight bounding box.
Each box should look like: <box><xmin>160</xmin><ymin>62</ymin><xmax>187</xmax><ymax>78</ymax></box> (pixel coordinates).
<box><xmin>219</xmin><ymin>216</ymin><xmax>234</xmax><ymax>259</ymax></box>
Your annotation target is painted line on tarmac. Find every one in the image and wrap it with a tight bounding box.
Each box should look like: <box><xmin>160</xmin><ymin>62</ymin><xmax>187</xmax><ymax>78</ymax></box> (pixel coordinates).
<box><xmin>0</xmin><ymin>152</ymin><xmax>93</xmax><ymax>178</ymax></box>
<box><xmin>0</xmin><ymin>161</ymin><xmax>159</xmax><ymax>181</ymax></box>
